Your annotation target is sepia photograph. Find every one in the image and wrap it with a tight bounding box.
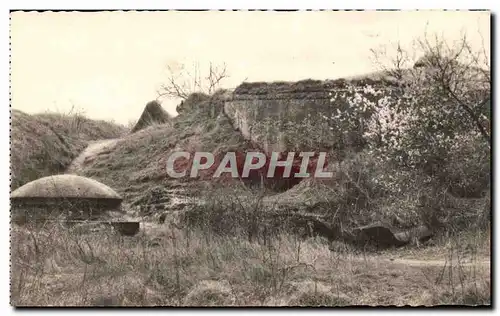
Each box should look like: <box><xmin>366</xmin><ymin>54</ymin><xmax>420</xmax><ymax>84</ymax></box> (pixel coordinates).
<box><xmin>9</xmin><ymin>9</ymin><xmax>491</xmax><ymax>307</ymax></box>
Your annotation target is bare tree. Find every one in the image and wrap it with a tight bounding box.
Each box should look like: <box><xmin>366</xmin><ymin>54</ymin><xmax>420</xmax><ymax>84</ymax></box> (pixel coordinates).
<box><xmin>415</xmin><ymin>34</ymin><xmax>490</xmax><ymax>146</ymax></box>
<box><xmin>158</xmin><ymin>62</ymin><xmax>229</xmax><ymax>100</ymax></box>
<box><xmin>369</xmin><ymin>32</ymin><xmax>491</xmax><ymax>146</ymax></box>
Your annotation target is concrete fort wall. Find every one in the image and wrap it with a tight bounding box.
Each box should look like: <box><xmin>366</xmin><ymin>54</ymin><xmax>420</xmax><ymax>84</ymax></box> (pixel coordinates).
<box><xmin>224</xmin><ymin>77</ymin><xmax>398</xmax><ymax>153</ymax></box>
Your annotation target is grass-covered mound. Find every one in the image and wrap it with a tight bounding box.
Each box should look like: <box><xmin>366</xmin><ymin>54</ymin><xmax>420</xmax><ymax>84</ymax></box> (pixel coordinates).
<box><xmin>80</xmin><ymin>91</ymin><xmax>333</xmax><ymax>208</ymax></box>
<box><xmin>10</xmin><ymin>109</ymin><xmax>126</xmax><ymax>190</ymax></box>
<box><xmin>81</xmin><ymin>92</ymin><xmax>252</xmax><ymax>204</ymax></box>
<box><xmin>131</xmin><ymin>100</ymin><xmax>172</xmax><ymax>134</ymax></box>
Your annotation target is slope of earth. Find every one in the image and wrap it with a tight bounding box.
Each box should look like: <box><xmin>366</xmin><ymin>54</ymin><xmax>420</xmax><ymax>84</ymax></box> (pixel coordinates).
<box><xmin>75</xmin><ymin>92</ymin><xmax>341</xmax><ymax>219</ymax></box>
<box><xmin>66</xmin><ymin>139</ymin><xmax>121</xmax><ymax>174</ymax></box>
<box><xmin>77</xmin><ymin>95</ymin><xmax>255</xmax><ymax>215</ymax></box>
<box><xmin>10</xmin><ymin>109</ymin><xmax>126</xmax><ymax>190</ymax></box>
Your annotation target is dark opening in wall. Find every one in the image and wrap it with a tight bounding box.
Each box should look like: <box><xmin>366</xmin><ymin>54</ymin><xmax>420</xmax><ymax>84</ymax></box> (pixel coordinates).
<box><xmin>170</xmin><ymin>149</ymin><xmax>328</xmax><ymax>192</ymax></box>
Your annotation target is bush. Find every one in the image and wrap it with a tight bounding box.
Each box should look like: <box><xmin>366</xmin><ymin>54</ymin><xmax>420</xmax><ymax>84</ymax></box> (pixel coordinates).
<box><xmin>176</xmin><ymin>93</ymin><xmax>210</xmax><ymax>114</ymax></box>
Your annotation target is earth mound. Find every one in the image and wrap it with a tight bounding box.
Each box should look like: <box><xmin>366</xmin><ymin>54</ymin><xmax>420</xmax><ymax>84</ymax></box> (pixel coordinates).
<box><xmin>131</xmin><ymin>100</ymin><xmax>172</xmax><ymax>133</ymax></box>
<box><xmin>10</xmin><ymin>109</ymin><xmax>126</xmax><ymax>190</ymax></box>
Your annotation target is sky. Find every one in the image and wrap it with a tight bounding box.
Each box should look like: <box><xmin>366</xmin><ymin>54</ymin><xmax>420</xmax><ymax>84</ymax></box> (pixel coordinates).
<box><xmin>10</xmin><ymin>10</ymin><xmax>490</xmax><ymax>125</ymax></box>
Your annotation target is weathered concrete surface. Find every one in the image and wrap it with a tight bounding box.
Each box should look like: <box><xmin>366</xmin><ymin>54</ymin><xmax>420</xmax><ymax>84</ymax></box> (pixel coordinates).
<box><xmin>266</xmin><ymin>211</ymin><xmax>435</xmax><ymax>249</ymax></box>
<box><xmin>351</xmin><ymin>223</ymin><xmax>409</xmax><ymax>248</ymax></box>
<box><xmin>11</xmin><ymin>174</ymin><xmax>122</xmax><ymax>200</ymax></box>
<box><xmin>11</xmin><ymin>175</ymin><xmax>123</xmax><ymax>224</ymax></box>
<box><xmin>393</xmin><ymin>225</ymin><xmax>434</xmax><ymax>244</ymax></box>
<box><xmin>348</xmin><ymin>223</ymin><xmax>435</xmax><ymax>249</ymax></box>
<box><xmin>224</xmin><ymin>78</ymin><xmax>396</xmax><ymax>153</ymax></box>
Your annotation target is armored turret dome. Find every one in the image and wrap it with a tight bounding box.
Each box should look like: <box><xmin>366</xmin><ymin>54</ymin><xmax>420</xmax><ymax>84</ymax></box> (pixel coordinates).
<box><xmin>11</xmin><ymin>174</ymin><xmax>122</xmax><ymax>200</ymax></box>
<box><xmin>11</xmin><ymin>175</ymin><xmax>123</xmax><ymax>224</ymax></box>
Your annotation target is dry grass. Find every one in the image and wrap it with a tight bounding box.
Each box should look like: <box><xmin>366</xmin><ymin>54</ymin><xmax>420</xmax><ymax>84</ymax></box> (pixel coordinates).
<box><xmin>10</xmin><ymin>109</ymin><xmax>126</xmax><ymax>190</ymax></box>
<box><xmin>233</xmin><ymin>76</ymin><xmax>398</xmax><ymax>96</ymax></box>
<box><xmin>131</xmin><ymin>101</ymin><xmax>172</xmax><ymax>134</ymax></box>
<box><xmin>80</xmin><ymin>99</ymin><xmax>251</xmax><ymax>204</ymax></box>
<box><xmin>10</xmin><ymin>221</ymin><xmax>490</xmax><ymax>307</ymax></box>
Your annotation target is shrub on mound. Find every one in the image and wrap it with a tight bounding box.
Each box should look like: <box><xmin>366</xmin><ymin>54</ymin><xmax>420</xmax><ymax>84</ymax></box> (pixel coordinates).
<box><xmin>176</xmin><ymin>93</ymin><xmax>211</xmax><ymax>114</ymax></box>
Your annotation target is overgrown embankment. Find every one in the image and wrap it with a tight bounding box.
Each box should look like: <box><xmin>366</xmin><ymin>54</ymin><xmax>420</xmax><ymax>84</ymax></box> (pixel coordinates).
<box><xmin>10</xmin><ymin>109</ymin><xmax>126</xmax><ymax>190</ymax></box>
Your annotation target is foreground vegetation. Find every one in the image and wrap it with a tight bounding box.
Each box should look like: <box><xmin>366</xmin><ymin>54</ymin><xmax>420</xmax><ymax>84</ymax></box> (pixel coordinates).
<box><xmin>10</xmin><ymin>221</ymin><xmax>490</xmax><ymax>307</ymax></box>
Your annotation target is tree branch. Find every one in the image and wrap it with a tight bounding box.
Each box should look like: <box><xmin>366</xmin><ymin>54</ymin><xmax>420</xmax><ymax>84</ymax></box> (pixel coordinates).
<box><xmin>158</xmin><ymin>62</ymin><xmax>229</xmax><ymax>100</ymax></box>
<box><xmin>446</xmin><ymin>87</ymin><xmax>491</xmax><ymax>146</ymax></box>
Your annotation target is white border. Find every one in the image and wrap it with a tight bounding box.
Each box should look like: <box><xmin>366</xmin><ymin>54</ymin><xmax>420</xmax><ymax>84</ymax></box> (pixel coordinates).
<box><xmin>2</xmin><ymin>1</ymin><xmax>497</xmax><ymax>315</ymax></box>
<box><xmin>3</xmin><ymin>0</ymin><xmax>498</xmax><ymax>10</ymax></box>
